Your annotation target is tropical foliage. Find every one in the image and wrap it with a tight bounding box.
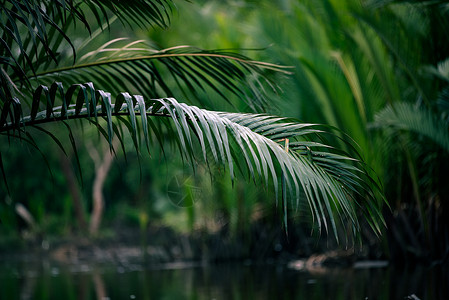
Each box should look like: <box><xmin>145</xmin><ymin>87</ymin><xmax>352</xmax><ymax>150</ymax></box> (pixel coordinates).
<box><xmin>227</xmin><ymin>0</ymin><xmax>449</xmax><ymax>261</ymax></box>
<box><xmin>153</xmin><ymin>0</ymin><xmax>449</xmax><ymax>261</ymax></box>
<box><xmin>0</xmin><ymin>0</ymin><xmax>385</xmax><ymax>246</ymax></box>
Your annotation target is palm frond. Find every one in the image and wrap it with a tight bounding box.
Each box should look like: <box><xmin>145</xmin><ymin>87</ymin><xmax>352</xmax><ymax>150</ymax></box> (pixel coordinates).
<box><xmin>1</xmin><ymin>1</ymin><xmax>289</xmax><ymax>112</ymax></box>
<box><xmin>0</xmin><ymin>0</ymin><xmax>179</xmax><ymax>89</ymax></box>
<box><xmin>424</xmin><ymin>58</ymin><xmax>449</xmax><ymax>84</ymax></box>
<box><xmin>372</xmin><ymin>102</ymin><xmax>449</xmax><ymax>153</ymax></box>
<box><xmin>25</xmin><ymin>43</ymin><xmax>291</xmax><ymax>112</ymax></box>
<box><xmin>0</xmin><ymin>81</ymin><xmax>385</xmax><ymax>240</ymax></box>
<box><xmin>80</xmin><ymin>0</ymin><xmax>177</xmax><ymax>29</ymax></box>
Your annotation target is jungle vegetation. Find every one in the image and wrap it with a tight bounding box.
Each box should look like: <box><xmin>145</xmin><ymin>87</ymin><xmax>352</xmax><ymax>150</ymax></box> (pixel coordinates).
<box><xmin>1</xmin><ymin>0</ymin><xmax>448</xmax><ymax>264</ymax></box>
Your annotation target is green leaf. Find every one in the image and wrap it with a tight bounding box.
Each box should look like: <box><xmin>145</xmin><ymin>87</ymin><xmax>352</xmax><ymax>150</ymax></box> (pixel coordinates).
<box><xmin>373</xmin><ymin>102</ymin><xmax>449</xmax><ymax>153</ymax></box>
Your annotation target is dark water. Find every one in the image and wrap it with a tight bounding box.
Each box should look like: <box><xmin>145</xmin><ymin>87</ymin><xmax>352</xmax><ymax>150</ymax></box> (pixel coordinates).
<box><xmin>0</xmin><ymin>257</ymin><xmax>447</xmax><ymax>300</ymax></box>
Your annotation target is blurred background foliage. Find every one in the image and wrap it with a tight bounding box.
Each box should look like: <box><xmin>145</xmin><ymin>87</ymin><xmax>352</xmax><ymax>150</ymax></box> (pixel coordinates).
<box><xmin>1</xmin><ymin>0</ymin><xmax>449</xmax><ymax>264</ymax></box>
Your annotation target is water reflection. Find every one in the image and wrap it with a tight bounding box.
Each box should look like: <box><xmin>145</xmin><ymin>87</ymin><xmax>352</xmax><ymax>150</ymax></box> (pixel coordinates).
<box><xmin>0</xmin><ymin>258</ymin><xmax>447</xmax><ymax>299</ymax></box>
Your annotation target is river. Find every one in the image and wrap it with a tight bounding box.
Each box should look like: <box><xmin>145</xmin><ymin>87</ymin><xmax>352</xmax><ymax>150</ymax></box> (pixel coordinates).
<box><xmin>1</xmin><ymin>256</ymin><xmax>447</xmax><ymax>299</ymax></box>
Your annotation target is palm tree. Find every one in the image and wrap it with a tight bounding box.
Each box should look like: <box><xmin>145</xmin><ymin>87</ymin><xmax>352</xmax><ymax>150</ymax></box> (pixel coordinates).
<box><xmin>0</xmin><ymin>0</ymin><xmax>384</xmax><ymax>241</ymax></box>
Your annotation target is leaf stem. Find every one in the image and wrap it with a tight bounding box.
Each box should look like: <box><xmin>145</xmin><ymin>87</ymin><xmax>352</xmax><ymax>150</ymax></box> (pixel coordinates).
<box><xmin>31</xmin><ymin>53</ymin><xmax>293</xmax><ymax>79</ymax></box>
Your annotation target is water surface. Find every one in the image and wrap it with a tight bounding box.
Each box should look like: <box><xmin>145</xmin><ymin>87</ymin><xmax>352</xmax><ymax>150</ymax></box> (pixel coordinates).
<box><xmin>0</xmin><ymin>257</ymin><xmax>447</xmax><ymax>299</ymax></box>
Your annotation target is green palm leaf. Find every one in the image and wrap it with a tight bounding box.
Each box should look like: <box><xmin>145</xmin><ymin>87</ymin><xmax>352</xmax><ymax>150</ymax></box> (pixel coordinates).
<box><xmin>0</xmin><ymin>0</ymin><xmax>386</xmax><ymax>243</ymax></box>
<box><xmin>1</xmin><ymin>81</ymin><xmax>385</xmax><ymax>240</ymax></box>
<box><xmin>373</xmin><ymin>102</ymin><xmax>449</xmax><ymax>153</ymax></box>
<box><xmin>81</xmin><ymin>0</ymin><xmax>177</xmax><ymax>29</ymax></box>
<box><xmin>1</xmin><ymin>1</ymin><xmax>289</xmax><ymax>113</ymax></box>
<box><xmin>27</xmin><ymin>43</ymin><xmax>290</xmax><ymax>111</ymax></box>
<box><xmin>0</xmin><ymin>0</ymin><xmax>179</xmax><ymax>93</ymax></box>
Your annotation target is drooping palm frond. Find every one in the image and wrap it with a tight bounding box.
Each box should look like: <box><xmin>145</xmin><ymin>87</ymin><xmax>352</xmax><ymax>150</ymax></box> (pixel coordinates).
<box><xmin>424</xmin><ymin>58</ymin><xmax>449</xmax><ymax>86</ymax></box>
<box><xmin>0</xmin><ymin>0</ymin><xmax>387</xmax><ymax>242</ymax></box>
<box><xmin>0</xmin><ymin>0</ymin><xmax>184</xmax><ymax>128</ymax></box>
<box><xmin>352</xmin><ymin>8</ymin><xmax>429</xmax><ymax>102</ymax></box>
<box><xmin>26</xmin><ymin>42</ymin><xmax>290</xmax><ymax>111</ymax></box>
<box><xmin>0</xmin><ymin>81</ymin><xmax>385</xmax><ymax>240</ymax></box>
<box><xmin>80</xmin><ymin>0</ymin><xmax>177</xmax><ymax>29</ymax></box>
<box><xmin>372</xmin><ymin>102</ymin><xmax>449</xmax><ymax>153</ymax></box>
<box><xmin>1</xmin><ymin>1</ymin><xmax>290</xmax><ymax>113</ymax></box>
<box><xmin>0</xmin><ymin>0</ymin><xmax>178</xmax><ymax>74</ymax></box>
<box><xmin>1</xmin><ymin>0</ymin><xmax>80</xmax><ymax>75</ymax></box>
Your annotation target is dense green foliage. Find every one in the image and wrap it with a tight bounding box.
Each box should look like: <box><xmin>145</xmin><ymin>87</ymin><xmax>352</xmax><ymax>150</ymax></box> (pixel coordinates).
<box><xmin>2</xmin><ymin>0</ymin><xmax>448</xmax><ymax>263</ymax></box>
<box><xmin>226</xmin><ymin>0</ymin><xmax>449</xmax><ymax>261</ymax></box>
<box><xmin>143</xmin><ymin>0</ymin><xmax>449</xmax><ymax>261</ymax></box>
<box><xmin>0</xmin><ymin>0</ymin><xmax>385</xmax><ymax>249</ymax></box>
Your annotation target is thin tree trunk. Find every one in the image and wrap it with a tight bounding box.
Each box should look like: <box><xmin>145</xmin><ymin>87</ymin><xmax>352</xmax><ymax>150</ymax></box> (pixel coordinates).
<box><xmin>88</xmin><ymin>141</ymin><xmax>116</xmax><ymax>235</ymax></box>
<box><xmin>92</xmin><ymin>272</ymin><xmax>107</xmax><ymax>300</ymax></box>
<box><xmin>59</xmin><ymin>153</ymin><xmax>88</xmax><ymax>232</ymax></box>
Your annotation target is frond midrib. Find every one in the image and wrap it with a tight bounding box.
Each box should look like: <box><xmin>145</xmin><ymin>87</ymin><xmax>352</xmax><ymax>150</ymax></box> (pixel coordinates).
<box><xmin>24</xmin><ymin>52</ymin><xmax>292</xmax><ymax>80</ymax></box>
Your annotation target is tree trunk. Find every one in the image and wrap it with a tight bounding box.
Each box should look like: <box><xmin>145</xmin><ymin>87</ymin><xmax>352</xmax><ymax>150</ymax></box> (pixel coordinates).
<box><xmin>59</xmin><ymin>153</ymin><xmax>88</xmax><ymax>232</ymax></box>
<box><xmin>88</xmin><ymin>142</ymin><xmax>116</xmax><ymax>235</ymax></box>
